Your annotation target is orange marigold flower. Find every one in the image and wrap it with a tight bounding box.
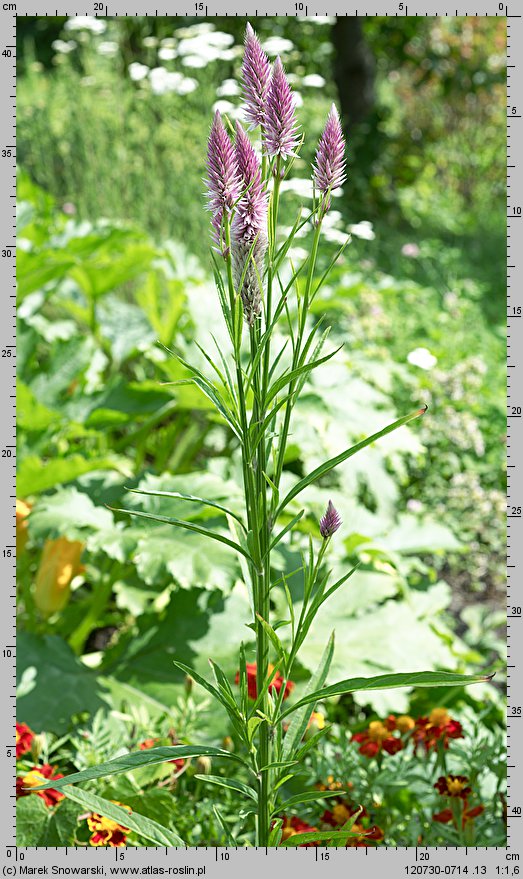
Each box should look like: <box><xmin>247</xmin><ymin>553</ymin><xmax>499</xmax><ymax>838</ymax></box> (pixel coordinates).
<box><xmin>16</xmin><ymin>722</ymin><xmax>34</xmax><ymax>758</ymax></box>
<box><xmin>414</xmin><ymin>707</ymin><xmax>463</xmax><ymax>753</ymax></box>
<box><xmin>88</xmin><ymin>802</ymin><xmax>132</xmax><ymax>847</ymax></box>
<box><xmin>279</xmin><ymin>815</ymin><xmax>318</xmax><ymax>846</ymax></box>
<box><xmin>34</xmin><ymin>537</ymin><xmax>84</xmax><ymax>617</ymax></box>
<box><xmin>16</xmin><ymin>764</ymin><xmax>64</xmax><ymax>807</ymax></box>
<box><xmin>138</xmin><ymin>737</ymin><xmax>185</xmax><ymax>771</ymax></box>
<box><xmin>352</xmin><ymin>720</ymin><xmax>403</xmax><ymax>758</ymax></box>
<box><xmin>16</xmin><ymin>500</ymin><xmax>32</xmax><ymax>555</ymax></box>
<box><xmin>434</xmin><ymin>774</ymin><xmax>471</xmax><ymax>800</ymax></box>
<box><xmin>234</xmin><ymin>662</ymin><xmax>294</xmax><ymax>701</ymax></box>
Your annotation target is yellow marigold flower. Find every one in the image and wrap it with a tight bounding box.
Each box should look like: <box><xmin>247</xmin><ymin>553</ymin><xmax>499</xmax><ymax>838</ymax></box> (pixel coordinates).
<box><xmin>87</xmin><ymin>802</ymin><xmax>131</xmax><ymax>847</ymax></box>
<box><xmin>396</xmin><ymin>715</ymin><xmax>415</xmax><ymax>733</ymax></box>
<box><xmin>331</xmin><ymin>803</ymin><xmax>351</xmax><ymax>826</ymax></box>
<box><xmin>34</xmin><ymin>537</ymin><xmax>84</xmax><ymax>617</ymax></box>
<box><xmin>429</xmin><ymin>707</ymin><xmax>450</xmax><ymax>727</ymax></box>
<box><xmin>16</xmin><ymin>499</ymin><xmax>32</xmax><ymax>555</ymax></box>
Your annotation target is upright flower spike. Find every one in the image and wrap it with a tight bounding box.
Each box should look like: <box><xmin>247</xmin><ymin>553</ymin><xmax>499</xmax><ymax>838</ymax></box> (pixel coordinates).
<box><xmin>313</xmin><ymin>103</ymin><xmax>347</xmax><ymax>213</ymax></box>
<box><xmin>319</xmin><ymin>499</ymin><xmax>342</xmax><ymax>539</ymax></box>
<box><xmin>232</xmin><ymin>122</ymin><xmax>268</xmax><ymax>325</ymax></box>
<box><xmin>242</xmin><ymin>23</ymin><xmax>272</xmax><ymax>130</ymax></box>
<box><xmin>264</xmin><ymin>57</ymin><xmax>300</xmax><ymax>160</ymax></box>
<box><xmin>205</xmin><ymin>110</ymin><xmax>241</xmax><ymax>249</ymax></box>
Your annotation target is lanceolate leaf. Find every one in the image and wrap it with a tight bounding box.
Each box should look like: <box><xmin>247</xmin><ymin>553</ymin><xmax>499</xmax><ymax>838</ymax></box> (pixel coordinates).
<box><xmin>31</xmin><ymin>746</ymin><xmax>245</xmax><ymax>790</ymax></box>
<box><xmin>54</xmin><ymin>785</ymin><xmax>184</xmax><ymax>847</ymax></box>
<box><xmin>128</xmin><ymin>487</ymin><xmax>246</xmax><ymax>529</ymax></box>
<box><xmin>195</xmin><ymin>775</ymin><xmax>258</xmax><ymax>802</ymax></box>
<box><xmin>275</xmin><ymin>788</ymin><xmax>341</xmax><ymax>815</ymax></box>
<box><xmin>280</xmin><ymin>670</ymin><xmax>493</xmax><ymax>721</ymax></box>
<box><xmin>111</xmin><ymin>507</ymin><xmax>254</xmax><ymax>562</ymax></box>
<box><xmin>276</xmin><ymin>406</ymin><xmax>428</xmax><ymax>517</ymax></box>
<box><xmin>280</xmin><ymin>829</ymin><xmax>366</xmax><ymax>846</ymax></box>
<box><xmin>282</xmin><ymin>633</ymin><xmax>334</xmax><ymax>760</ymax></box>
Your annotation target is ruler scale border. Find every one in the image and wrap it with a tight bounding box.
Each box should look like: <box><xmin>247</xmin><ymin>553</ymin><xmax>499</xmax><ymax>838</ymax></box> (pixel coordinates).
<box><xmin>6</xmin><ymin>3</ymin><xmax>517</xmax><ymax>873</ymax></box>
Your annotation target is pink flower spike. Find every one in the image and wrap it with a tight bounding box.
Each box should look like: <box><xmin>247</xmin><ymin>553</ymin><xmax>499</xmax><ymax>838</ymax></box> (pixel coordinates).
<box><xmin>265</xmin><ymin>57</ymin><xmax>300</xmax><ymax>160</ymax></box>
<box><xmin>242</xmin><ymin>23</ymin><xmax>272</xmax><ymax>130</ymax></box>
<box><xmin>205</xmin><ymin>110</ymin><xmax>241</xmax><ymax>247</ymax></box>
<box><xmin>319</xmin><ymin>500</ymin><xmax>342</xmax><ymax>539</ymax></box>
<box><xmin>313</xmin><ymin>104</ymin><xmax>346</xmax><ymax>211</ymax></box>
<box><xmin>232</xmin><ymin>123</ymin><xmax>268</xmax><ymax>325</ymax></box>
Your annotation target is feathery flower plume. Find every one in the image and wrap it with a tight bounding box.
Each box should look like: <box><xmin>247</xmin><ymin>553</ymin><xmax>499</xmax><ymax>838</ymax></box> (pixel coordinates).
<box><xmin>205</xmin><ymin>110</ymin><xmax>241</xmax><ymax>248</ymax></box>
<box><xmin>319</xmin><ymin>500</ymin><xmax>342</xmax><ymax>539</ymax></box>
<box><xmin>313</xmin><ymin>103</ymin><xmax>346</xmax><ymax>213</ymax></box>
<box><xmin>265</xmin><ymin>57</ymin><xmax>300</xmax><ymax>160</ymax></box>
<box><xmin>232</xmin><ymin>122</ymin><xmax>268</xmax><ymax>325</ymax></box>
<box><xmin>242</xmin><ymin>23</ymin><xmax>272</xmax><ymax>130</ymax></box>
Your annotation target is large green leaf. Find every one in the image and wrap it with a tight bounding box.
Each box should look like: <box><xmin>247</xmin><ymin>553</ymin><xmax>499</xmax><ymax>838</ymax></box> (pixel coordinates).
<box><xmin>280</xmin><ymin>669</ymin><xmax>491</xmax><ymax>720</ymax></box>
<box><xmin>56</xmin><ymin>785</ymin><xmax>184</xmax><ymax>846</ymax></box>
<box><xmin>194</xmin><ymin>775</ymin><xmax>258</xmax><ymax>802</ymax></box>
<box><xmin>18</xmin><ymin>454</ymin><xmax>121</xmax><ymax>497</ymax></box>
<box><xmin>32</xmin><ymin>745</ymin><xmax>244</xmax><ymax>791</ymax></box>
<box><xmin>17</xmin><ymin>633</ymin><xmax>111</xmax><ymax>734</ymax></box>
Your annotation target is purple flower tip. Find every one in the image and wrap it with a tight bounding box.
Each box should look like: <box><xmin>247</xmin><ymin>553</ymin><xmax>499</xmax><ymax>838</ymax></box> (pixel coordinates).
<box><xmin>313</xmin><ymin>103</ymin><xmax>347</xmax><ymax>209</ymax></box>
<box><xmin>265</xmin><ymin>56</ymin><xmax>300</xmax><ymax>160</ymax></box>
<box><xmin>319</xmin><ymin>499</ymin><xmax>342</xmax><ymax>539</ymax></box>
<box><xmin>242</xmin><ymin>22</ymin><xmax>272</xmax><ymax>130</ymax></box>
<box><xmin>205</xmin><ymin>110</ymin><xmax>241</xmax><ymax>247</ymax></box>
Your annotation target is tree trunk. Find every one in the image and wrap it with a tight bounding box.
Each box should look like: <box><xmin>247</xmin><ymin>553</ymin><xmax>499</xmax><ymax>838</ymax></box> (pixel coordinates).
<box><xmin>332</xmin><ymin>17</ymin><xmax>375</xmax><ymax>128</ymax></box>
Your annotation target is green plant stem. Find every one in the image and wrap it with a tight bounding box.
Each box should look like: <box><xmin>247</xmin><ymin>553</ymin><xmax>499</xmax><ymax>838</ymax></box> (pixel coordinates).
<box><xmin>273</xmin><ymin>216</ymin><xmax>323</xmax><ymax>493</ymax></box>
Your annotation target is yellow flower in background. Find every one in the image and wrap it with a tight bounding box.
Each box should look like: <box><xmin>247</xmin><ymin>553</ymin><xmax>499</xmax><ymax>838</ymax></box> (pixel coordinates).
<box><xmin>16</xmin><ymin>499</ymin><xmax>32</xmax><ymax>555</ymax></box>
<box><xmin>34</xmin><ymin>537</ymin><xmax>84</xmax><ymax>617</ymax></box>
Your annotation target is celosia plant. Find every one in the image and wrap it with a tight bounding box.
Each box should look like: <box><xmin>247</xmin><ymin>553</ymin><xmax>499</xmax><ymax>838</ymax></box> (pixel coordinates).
<box><xmin>33</xmin><ymin>23</ymin><xmax>492</xmax><ymax>847</ymax></box>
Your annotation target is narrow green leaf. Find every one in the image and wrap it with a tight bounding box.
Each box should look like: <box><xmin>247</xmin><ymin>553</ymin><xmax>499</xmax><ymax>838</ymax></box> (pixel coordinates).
<box><xmin>256</xmin><ymin>614</ymin><xmax>286</xmax><ymax>664</ymax></box>
<box><xmin>268</xmin><ymin>510</ymin><xmax>305</xmax><ymax>555</ymax></box>
<box><xmin>276</xmin><ymin>407</ymin><xmax>428</xmax><ymax>516</ymax></box>
<box><xmin>280</xmin><ymin>829</ymin><xmax>365</xmax><ymax>846</ymax></box>
<box><xmin>280</xmin><ymin>670</ymin><xmax>493</xmax><ymax>721</ymax></box>
<box><xmin>111</xmin><ymin>506</ymin><xmax>253</xmax><ymax>562</ymax></box>
<box><xmin>212</xmin><ymin>805</ymin><xmax>238</xmax><ymax>846</ymax></box>
<box><xmin>282</xmin><ymin>633</ymin><xmax>334</xmax><ymax>760</ymax></box>
<box><xmin>276</xmin><ymin>789</ymin><xmax>341</xmax><ymax>815</ymax></box>
<box><xmin>173</xmin><ymin>661</ymin><xmax>245</xmax><ymax>742</ymax></box>
<box><xmin>266</xmin><ymin>345</ymin><xmax>342</xmax><ymax>406</ymax></box>
<box><xmin>128</xmin><ymin>487</ymin><xmax>245</xmax><ymax>529</ymax></box>
<box><xmin>195</xmin><ymin>775</ymin><xmax>258</xmax><ymax>802</ymax></box>
<box><xmin>32</xmin><ymin>746</ymin><xmax>243</xmax><ymax>790</ymax></box>
<box><xmin>55</xmin><ymin>785</ymin><xmax>184</xmax><ymax>847</ymax></box>
<box><xmin>268</xmin><ymin>818</ymin><xmax>283</xmax><ymax>847</ymax></box>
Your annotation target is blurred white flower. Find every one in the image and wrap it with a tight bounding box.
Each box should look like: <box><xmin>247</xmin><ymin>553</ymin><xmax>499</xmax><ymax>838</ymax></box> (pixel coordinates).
<box><xmin>322</xmin><ymin>227</ymin><xmax>347</xmax><ymax>245</ymax></box>
<box><xmin>293</xmin><ymin>91</ymin><xmax>303</xmax><ymax>108</ymax></box>
<box><xmin>212</xmin><ymin>99</ymin><xmax>244</xmax><ymax>120</ymax></box>
<box><xmin>407</xmin><ymin>347</ymin><xmax>437</xmax><ymax>370</ymax></box>
<box><xmin>158</xmin><ymin>47</ymin><xmax>177</xmax><ymax>61</ymax></box>
<box><xmin>407</xmin><ymin>499</ymin><xmax>423</xmax><ymax>514</ymax></box>
<box><xmin>281</xmin><ymin>177</ymin><xmax>342</xmax><ymax>200</ymax></box>
<box><xmin>349</xmin><ymin>221</ymin><xmax>375</xmax><ymax>241</ymax></box>
<box><xmin>160</xmin><ymin>37</ymin><xmax>176</xmax><ymax>48</ymax></box>
<box><xmin>322</xmin><ymin>210</ymin><xmax>342</xmax><ymax>228</ymax></box>
<box><xmin>205</xmin><ymin>31</ymin><xmax>235</xmax><ymax>48</ymax></box>
<box><xmin>302</xmin><ymin>73</ymin><xmax>326</xmax><ymax>88</ymax></box>
<box><xmin>216</xmin><ymin>78</ymin><xmax>241</xmax><ymax>97</ymax></box>
<box><xmin>303</xmin><ymin>15</ymin><xmax>336</xmax><ymax>24</ymax></box>
<box><xmin>263</xmin><ymin>36</ymin><xmax>294</xmax><ymax>55</ymax></box>
<box><xmin>129</xmin><ymin>62</ymin><xmax>149</xmax><ymax>82</ymax></box>
<box><xmin>176</xmin><ymin>23</ymin><xmax>215</xmax><ymax>38</ymax></box>
<box><xmin>149</xmin><ymin>67</ymin><xmax>197</xmax><ymax>95</ymax></box>
<box><xmin>65</xmin><ymin>15</ymin><xmax>106</xmax><ymax>34</ymax></box>
<box><xmin>143</xmin><ymin>36</ymin><xmax>159</xmax><ymax>48</ymax></box>
<box><xmin>287</xmin><ymin>246</ymin><xmax>309</xmax><ymax>262</ymax></box>
<box><xmin>97</xmin><ymin>40</ymin><xmax>118</xmax><ymax>56</ymax></box>
<box><xmin>52</xmin><ymin>39</ymin><xmax>76</xmax><ymax>54</ymax></box>
<box><xmin>401</xmin><ymin>242</ymin><xmax>420</xmax><ymax>258</ymax></box>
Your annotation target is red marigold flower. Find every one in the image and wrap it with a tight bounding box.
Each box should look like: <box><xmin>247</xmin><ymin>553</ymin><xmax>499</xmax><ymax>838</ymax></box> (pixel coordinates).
<box><xmin>234</xmin><ymin>662</ymin><xmax>294</xmax><ymax>701</ymax></box>
<box><xmin>16</xmin><ymin>764</ymin><xmax>64</xmax><ymax>807</ymax></box>
<box><xmin>279</xmin><ymin>815</ymin><xmax>318</xmax><ymax>846</ymax></box>
<box><xmin>434</xmin><ymin>775</ymin><xmax>471</xmax><ymax>800</ymax></box>
<box><xmin>345</xmin><ymin>822</ymin><xmax>384</xmax><ymax>847</ymax></box>
<box><xmin>352</xmin><ymin>720</ymin><xmax>403</xmax><ymax>758</ymax></box>
<box><xmin>16</xmin><ymin>722</ymin><xmax>34</xmax><ymax>759</ymax></box>
<box><xmin>414</xmin><ymin>707</ymin><xmax>463</xmax><ymax>753</ymax></box>
<box><xmin>433</xmin><ymin>803</ymin><xmax>484</xmax><ymax>829</ymax></box>
<box><xmin>88</xmin><ymin>802</ymin><xmax>132</xmax><ymax>847</ymax></box>
<box><xmin>321</xmin><ymin>799</ymin><xmax>364</xmax><ymax>828</ymax></box>
<box><xmin>138</xmin><ymin>737</ymin><xmax>185</xmax><ymax>771</ymax></box>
